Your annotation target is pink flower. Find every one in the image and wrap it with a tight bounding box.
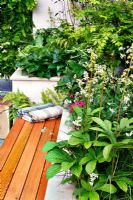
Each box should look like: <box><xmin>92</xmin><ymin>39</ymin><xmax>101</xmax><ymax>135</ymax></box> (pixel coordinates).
<box><xmin>67</xmin><ymin>100</ymin><xmax>85</xmax><ymax>113</ymax></box>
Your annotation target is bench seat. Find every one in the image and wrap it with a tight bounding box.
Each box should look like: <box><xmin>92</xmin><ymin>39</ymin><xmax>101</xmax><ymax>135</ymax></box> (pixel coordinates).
<box><xmin>0</xmin><ymin>117</ymin><xmax>61</xmax><ymax>200</ymax></box>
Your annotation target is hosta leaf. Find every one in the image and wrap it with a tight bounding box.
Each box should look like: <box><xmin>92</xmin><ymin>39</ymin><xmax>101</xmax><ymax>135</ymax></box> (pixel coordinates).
<box><xmin>115</xmin><ymin>180</ymin><xmax>128</xmax><ymax>192</ymax></box>
<box><xmin>42</xmin><ymin>141</ymin><xmax>57</xmax><ymax>152</ymax></box>
<box><xmin>61</xmin><ymin>161</ymin><xmax>75</xmax><ymax>171</ymax></box>
<box><xmin>46</xmin><ymin>164</ymin><xmax>61</xmax><ymax>179</ymax></box>
<box><xmin>103</xmin><ymin>144</ymin><xmax>113</xmax><ymax>160</ymax></box>
<box><xmin>85</xmin><ymin>160</ymin><xmax>97</xmax><ymax>174</ymax></box>
<box><xmin>88</xmin><ymin>191</ymin><xmax>100</xmax><ymax>200</ymax></box>
<box><xmin>45</xmin><ymin>148</ymin><xmax>72</xmax><ymax>163</ymax></box>
<box><xmin>81</xmin><ymin>179</ymin><xmax>92</xmax><ymax>191</ymax></box>
<box><xmin>71</xmin><ymin>164</ymin><xmax>82</xmax><ymax>177</ymax></box>
<box><xmin>92</xmin><ymin>117</ymin><xmax>108</xmax><ymax>131</ymax></box>
<box><xmin>98</xmin><ymin>184</ymin><xmax>117</xmax><ymax>194</ymax></box>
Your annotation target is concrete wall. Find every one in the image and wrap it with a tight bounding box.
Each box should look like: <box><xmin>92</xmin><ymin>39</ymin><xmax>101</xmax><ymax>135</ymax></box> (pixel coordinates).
<box><xmin>33</xmin><ymin>0</ymin><xmax>73</xmax><ymax>29</ymax></box>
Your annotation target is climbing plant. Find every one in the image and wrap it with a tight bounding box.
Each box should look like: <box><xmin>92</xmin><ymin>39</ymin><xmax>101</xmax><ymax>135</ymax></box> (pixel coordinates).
<box><xmin>0</xmin><ymin>0</ymin><xmax>36</xmax><ymax>77</ymax></box>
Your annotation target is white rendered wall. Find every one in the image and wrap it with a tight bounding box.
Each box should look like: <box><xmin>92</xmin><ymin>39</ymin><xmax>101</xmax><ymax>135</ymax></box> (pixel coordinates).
<box><xmin>33</xmin><ymin>0</ymin><xmax>73</xmax><ymax>29</ymax></box>
<box><xmin>10</xmin><ymin>68</ymin><xmax>60</xmax><ymax>103</ymax></box>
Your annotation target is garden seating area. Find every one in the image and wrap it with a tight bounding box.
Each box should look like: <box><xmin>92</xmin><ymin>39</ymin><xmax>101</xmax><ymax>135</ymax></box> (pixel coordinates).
<box><xmin>0</xmin><ymin>117</ymin><xmax>61</xmax><ymax>200</ymax></box>
<box><xmin>0</xmin><ymin>0</ymin><xmax>133</xmax><ymax>199</ymax></box>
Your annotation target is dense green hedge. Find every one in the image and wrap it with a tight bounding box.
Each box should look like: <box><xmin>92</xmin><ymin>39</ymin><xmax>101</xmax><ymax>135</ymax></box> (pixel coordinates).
<box><xmin>0</xmin><ymin>0</ymin><xmax>36</xmax><ymax>77</ymax></box>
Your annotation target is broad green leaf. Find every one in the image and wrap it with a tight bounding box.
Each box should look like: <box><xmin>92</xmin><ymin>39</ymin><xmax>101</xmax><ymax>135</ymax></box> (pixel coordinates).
<box><xmin>71</xmin><ymin>164</ymin><xmax>82</xmax><ymax>177</ymax></box>
<box><xmin>88</xmin><ymin>191</ymin><xmax>99</xmax><ymax>200</ymax></box>
<box><xmin>120</xmin><ymin>118</ymin><xmax>128</xmax><ymax>130</ymax></box>
<box><xmin>128</xmin><ymin>118</ymin><xmax>133</xmax><ymax>124</ymax></box>
<box><xmin>92</xmin><ymin>117</ymin><xmax>108</xmax><ymax>131</ymax></box>
<box><xmin>46</xmin><ymin>164</ymin><xmax>61</xmax><ymax>179</ymax></box>
<box><xmin>42</xmin><ymin>141</ymin><xmax>57</xmax><ymax>152</ymax></box>
<box><xmin>70</xmin><ymin>131</ymin><xmax>83</xmax><ymax>138</ymax></box>
<box><xmin>62</xmin><ymin>161</ymin><xmax>75</xmax><ymax>171</ymax></box>
<box><xmin>79</xmin><ymin>192</ymin><xmax>89</xmax><ymax>200</ymax></box>
<box><xmin>103</xmin><ymin>144</ymin><xmax>113</xmax><ymax>160</ymax></box>
<box><xmin>45</xmin><ymin>148</ymin><xmax>72</xmax><ymax>163</ymax></box>
<box><xmin>85</xmin><ymin>160</ymin><xmax>97</xmax><ymax>174</ymax></box>
<box><xmin>81</xmin><ymin>179</ymin><xmax>92</xmax><ymax>191</ymax></box>
<box><xmin>80</xmin><ymin>157</ymin><xmax>92</xmax><ymax>165</ymax></box>
<box><xmin>99</xmin><ymin>184</ymin><xmax>117</xmax><ymax>194</ymax></box>
<box><xmin>104</xmin><ymin>120</ymin><xmax>112</xmax><ymax>131</ymax></box>
<box><xmin>115</xmin><ymin>180</ymin><xmax>128</xmax><ymax>192</ymax></box>
<box><xmin>84</xmin><ymin>141</ymin><xmax>92</xmax><ymax>149</ymax></box>
<box><xmin>68</xmin><ymin>136</ymin><xmax>84</xmax><ymax>145</ymax></box>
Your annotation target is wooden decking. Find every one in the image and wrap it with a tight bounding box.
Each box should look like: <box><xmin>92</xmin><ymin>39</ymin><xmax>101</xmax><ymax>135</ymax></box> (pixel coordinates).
<box><xmin>0</xmin><ymin>117</ymin><xmax>61</xmax><ymax>200</ymax></box>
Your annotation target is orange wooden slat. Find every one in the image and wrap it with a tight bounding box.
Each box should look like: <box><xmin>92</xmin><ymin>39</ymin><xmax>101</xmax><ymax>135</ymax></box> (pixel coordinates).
<box><xmin>37</xmin><ymin>117</ymin><xmax>61</xmax><ymax>200</ymax></box>
<box><xmin>4</xmin><ymin>121</ymin><xmax>45</xmax><ymax>200</ymax></box>
<box><xmin>0</xmin><ymin>118</ymin><xmax>25</xmax><ymax>170</ymax></box>
<box><xmin>20</xmin><ymin>119</ymin><xmax>58</xmax><ymax>200</ymax></box>
<box><xmin>0</xmin><ymin>121</ymin><xmax>33</xmax><ymax>200</ymax></box>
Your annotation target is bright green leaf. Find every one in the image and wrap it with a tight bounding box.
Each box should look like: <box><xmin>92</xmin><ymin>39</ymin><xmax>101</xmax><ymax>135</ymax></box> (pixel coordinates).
<box><xmin>98</xmin><ymin>184</ymin><xmax>117</xmax><ymax>194</ymax></box>
<box><xmin>88</xmin><ymin>191</ymin><xmax>100</xmax><ymax>200</ymax></box>
<box><xmin>46</xmin><ymin>164</ymin><xmax>61</xmax><ymax>179</ymax></box>
<box><xmin>115</xmin><ymin>180</ymin><xmax>128</xmax><ymax>192</ymax></box>
<box><xmin>81</xmin><ymin>179</ymin><xmax>92</xmax><ymax>191</ymax></box>
<box><xmin>84</xmin><ymin>141</ymin><xmax>92</xmax><ymax>149</ymax></box>
<box><xmin>103</xmin><ymin>144</ymin><xmax>113</xmax><ymax>160</ymax></box>
<box><xmin>92</xmin><ymin>117</ymin><xmax>108</xmax><ymax>131</ymax></box>
<box><xmin>62</xmin><ymin>161</ymin><xmax>75</xmax><ymax>171</ymax></box>
<box><xmin>71</xmin><ymin>164</ymin><xmax>82</xmax><ymax>177</ymax></box>
<box><xmin>85</xmin><ymin>160</ymin><xmax>97</xmax><ymax>174</ymax></box>
<box><xmin>42</xmin><ymin>141</ymin><xmax>57</xmax><ymax>152</ymax></box>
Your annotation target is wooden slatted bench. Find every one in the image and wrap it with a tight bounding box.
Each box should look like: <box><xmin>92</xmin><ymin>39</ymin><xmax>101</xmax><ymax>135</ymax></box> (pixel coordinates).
<box><xmin>0</xmin><ymin>117</ymin><xmax>61</xmax><ymax>200</ymax></box>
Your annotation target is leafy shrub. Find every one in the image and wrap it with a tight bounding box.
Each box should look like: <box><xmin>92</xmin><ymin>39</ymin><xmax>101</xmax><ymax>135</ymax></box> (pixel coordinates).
<box><xmin>43</xmin><ymin>44</ymin><xmax>133</xmax><ymax>200</ymax></box>
<box><xmin>0</xmin><ymin>0</ymin><xmax>36</xmax><ymax>77</ymax></box>
<box><xmin>3</xmin><ymin>90</ymin><xmax>32</xmax><ymax>119</ymax></box>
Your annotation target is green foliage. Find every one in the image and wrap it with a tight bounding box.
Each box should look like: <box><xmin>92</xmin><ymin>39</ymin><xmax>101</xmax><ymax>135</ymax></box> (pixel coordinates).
<box><xmin>0</xmin><ymin>0</ymin><xmax>36</xmax><ymax>77</ymax></box>
<box><xmin>41</xmin><ymin>88</ymin><xmax>65</xmax><ymax>105</ymax></box>
<box><xmin>73</xmin><ymin>0</ymin><xmax>133</xmax><ymax>69</ymax></box>
<box><xmin>43</xmin><ymin>108</ymin><xmax>133</xmax><ymax>199</ymax></box>
<box><xmin>3</xmin><ymin>90</ymin><xmax>32</xmax><ymax>119</ymax></box>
